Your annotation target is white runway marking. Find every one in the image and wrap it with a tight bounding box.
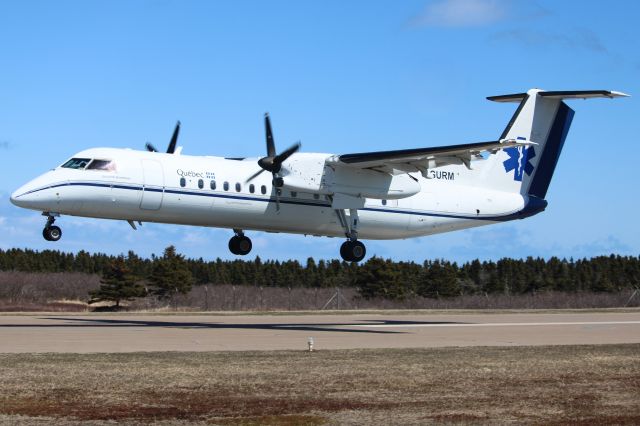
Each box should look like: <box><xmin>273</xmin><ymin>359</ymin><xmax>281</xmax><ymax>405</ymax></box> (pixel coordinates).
<box><xmin>348</xmin><ymin>321</ymin><xmax>640</xmax><ymax>328</ymax></box>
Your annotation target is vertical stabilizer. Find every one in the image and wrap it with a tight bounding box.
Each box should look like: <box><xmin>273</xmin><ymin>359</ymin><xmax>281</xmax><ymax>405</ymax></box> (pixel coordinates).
<box><xmin>478</xmin><ymin>89</ymin><xmax>627</xmax><ymax>199</ymax></box>
<box><xmin>499</xmin><ymin>89</ymin><xmax>574</xmax><ymax>198</ymax></box>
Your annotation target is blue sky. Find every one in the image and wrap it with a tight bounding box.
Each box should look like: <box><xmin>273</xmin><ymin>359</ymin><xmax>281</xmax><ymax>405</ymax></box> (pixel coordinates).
<box><xmin>1</xmin><ymin>0</ymin><xmax>638</xmax><ymax>263</ymax></box>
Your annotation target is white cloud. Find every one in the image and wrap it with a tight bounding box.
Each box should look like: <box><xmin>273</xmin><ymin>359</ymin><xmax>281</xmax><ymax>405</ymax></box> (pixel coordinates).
<box><xmin>409</xmin><ymin>0</ymin><xmax>549</xmax><ymax>28</ymax></box>
<box><xmin>566</xmin><ymin>236</ymin><xmax>632</xmax><ymax>259</ymax></box>
<box><xmin>181</xmin><ymin>229</ymin><xmax>210</xmax><ymax>246</ymax></box>
<box><xmin>491</xmin><ymin>28</ymin><xmax>609</xmax><ymax>54</ymax></box>
<box><xmin>65</xmin><ymin>216</ymin><xmax>123</xmax><ymax>231</ymax></box>
<box><xmin>410</xmin><ymin>0</ymin><xmax>508</xmax><ymax>27</ymax></box>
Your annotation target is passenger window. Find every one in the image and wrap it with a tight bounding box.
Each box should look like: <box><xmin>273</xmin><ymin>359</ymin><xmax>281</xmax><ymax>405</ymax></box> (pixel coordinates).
<box><xmin>210</xmin><ymin>180</ymin><xmax>216</xmax><ymax>190</ymax></box>
<box><xmin>180</xmin><ymin>177</ymin><xmax>186</xmax><ymax>187</ymax></box>
<box><xmin>313</xmin><ymin>193</ymin><xmax>319</xmax><ymax>200</ymax></box>
<box><xmin>249</xmin><ymin>184</ymin><xmax>255</xmax><ymax>194</ymax></box>
<box><xmin>87</xmin><ymin>159</ymin><xmax>115</xmax><ymax>171</ymax></box>
<box><xmin>61</xmin><ymin>158</ymin><xmax>91</xmax><ymax>169</ymax></box>
<box><xmin>198</xmin><ymin>179</ymin><xmax>204</xmax><ymax>189</ymax></box>
<box><xmin>291</xmin><ymin>191</ymin><xmax>297</xmax><ymax>198</ymax></box>
<box><xmin>223</xmin><ymin>181</ymin><xmax>229</xmax><ymax>191</ymax></box>
<box><xmin>235</xmin><ymin>183</ymin><xmax>241</xmax><ymax>192</ymax></box>
<box><xmin>261</xmin><ymin>185</ymin><xmax>267</xmax><ymax>195</ymax></box>
<box><xmin>382</xmin><ymin>199</ymin><xmax>387</xmax><ymax>206</ymax></box>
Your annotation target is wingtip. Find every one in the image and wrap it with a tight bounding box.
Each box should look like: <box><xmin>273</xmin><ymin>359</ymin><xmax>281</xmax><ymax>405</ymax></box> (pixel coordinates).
<box><xmin>610</xmin><ymin>91</ymin><xmax>630</xmax><ymax>98</ymax></box>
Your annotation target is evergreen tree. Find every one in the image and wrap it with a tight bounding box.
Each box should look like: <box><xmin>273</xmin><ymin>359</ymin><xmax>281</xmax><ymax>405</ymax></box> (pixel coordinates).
<box><xmin>418</xmin><ymin>260</ymin><xmax>460</xmax><ymax>298</ymax></box>
<box><xmin>3</xmin><ymin>247</ymin><xmax>640</xmax><ymax>299</ymax></box>
<box><xmin>148</xmin><ymin>246</ymin><xmax>194</xmax><ymax>299</ymax></box>
<box><xmin>355</xmin><ymin>257</ymin><xmax>410</xmax><ymax>300</ymax></box>
<box><xmin>88</xmin><ymin>257</ymin><xmax>146</xmax><ymax>307</ymax></box>
<box><xmin>483</xmin><ymin>260</ymin><xmax>504</xmax><ymax>294</ymax></box>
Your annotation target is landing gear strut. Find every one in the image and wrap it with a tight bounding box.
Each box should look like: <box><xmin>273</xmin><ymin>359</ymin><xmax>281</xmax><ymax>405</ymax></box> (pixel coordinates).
<box><xmin>42</xmin><ymin>214</ymin><xmax>62</xmax><ymax>242</ymax></box>
<box><xmin>335</xmin><ymin>208</ymin><xmax>366</xmax><ymax>262</ymax></box>
<box><xmin>228</xmin><ymin>229</ymin><xmax>252</xmax><ymax>256</ymax></box>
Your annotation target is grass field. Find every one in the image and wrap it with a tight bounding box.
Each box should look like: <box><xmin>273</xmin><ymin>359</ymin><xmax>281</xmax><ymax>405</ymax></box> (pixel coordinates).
<box><xmin>1</xmin><ymin>345</ymin><xmax>639</xmax><ymax>425</ymax></box>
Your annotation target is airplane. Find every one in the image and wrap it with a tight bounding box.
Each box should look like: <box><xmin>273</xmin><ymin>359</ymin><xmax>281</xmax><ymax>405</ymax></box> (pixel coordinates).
<box><xmin>10</xmin><ymin>88</ymin><xmax>628</xmax><ymax>262</ymax></box>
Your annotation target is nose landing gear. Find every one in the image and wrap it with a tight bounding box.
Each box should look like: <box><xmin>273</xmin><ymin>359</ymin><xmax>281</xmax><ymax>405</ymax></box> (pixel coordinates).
<box><xmin>42</xmin><ymin>214</ymin><xmax>62</xmax><ymax>242</ymax></box>
<box><xmin>228</xmin><ymin>229</ymin><xmax>252</xmax><ymax>256</ymax></box>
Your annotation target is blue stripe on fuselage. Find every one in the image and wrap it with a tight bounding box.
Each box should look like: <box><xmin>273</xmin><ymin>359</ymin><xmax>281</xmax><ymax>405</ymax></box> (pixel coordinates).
<box><xmin>14</xmin><ymin>180</ymin><xmax>530</xmax><ymax>222</ymax></box>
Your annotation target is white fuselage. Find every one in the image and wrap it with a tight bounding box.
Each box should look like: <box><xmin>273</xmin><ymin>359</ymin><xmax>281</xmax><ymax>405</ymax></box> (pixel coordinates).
<box><xmin>11</xmin><ymin>147</ymin><xmax>527</xmax><ymax>240</ymax></box>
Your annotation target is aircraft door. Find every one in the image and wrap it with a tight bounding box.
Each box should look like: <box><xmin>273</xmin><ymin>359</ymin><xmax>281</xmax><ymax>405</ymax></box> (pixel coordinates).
<box><xmin>140</xmin><ymin>159</ymin><xmax>164</xmax><ymax>210</ymax></box>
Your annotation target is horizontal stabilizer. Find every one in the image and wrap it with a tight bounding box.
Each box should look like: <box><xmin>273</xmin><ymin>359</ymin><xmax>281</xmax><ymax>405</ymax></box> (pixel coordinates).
<box><xmin>337</xmin><ymin>138</ymin><xmax>534</xmax><ymax>167</ymax></box>
<box><xmin>487</xmin><ymin>93</ymin><xmax>528</xmax><ymax>103</ymax></box>
<box><xmin>488</xmin><ymin>90</ymin><xmax>629</xmax><ymax>103</ymax></box>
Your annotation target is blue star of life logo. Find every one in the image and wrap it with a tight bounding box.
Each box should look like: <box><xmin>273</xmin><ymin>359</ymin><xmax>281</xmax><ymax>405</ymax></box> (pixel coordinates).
<box><xmin>503</xmin><ymin>145</ymin><xmax>536</xmax><ymax>181</ymax></box>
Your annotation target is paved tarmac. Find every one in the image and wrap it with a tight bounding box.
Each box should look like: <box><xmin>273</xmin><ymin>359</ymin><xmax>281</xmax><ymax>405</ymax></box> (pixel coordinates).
<box><xmin>0</xmin><ymin>311</ymin><xmax>638</xmax><ymax>353</ymax></box>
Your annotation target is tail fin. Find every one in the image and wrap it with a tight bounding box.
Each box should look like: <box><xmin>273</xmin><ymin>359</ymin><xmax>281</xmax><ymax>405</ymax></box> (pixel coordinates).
<box><xmin>479</xmin><ymin>89</ymin><xmax>628</xmax><ymax>199</ymax></box>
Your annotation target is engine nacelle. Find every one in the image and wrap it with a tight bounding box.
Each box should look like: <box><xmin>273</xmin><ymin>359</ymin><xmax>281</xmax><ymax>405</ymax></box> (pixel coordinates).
<box><xmin>324</xmin><ymin>165</ymin><xmax>421</xmax><ymax>199</ymax></box>
<box><xmin>280</xmin><ymin>153</ymin><xmax>421</xmax><ymax>200</ymax></box>
<box><xmin>279</xmin><ymin>153</ymin><xmax>326</xmax><ymax>193</ymax></box>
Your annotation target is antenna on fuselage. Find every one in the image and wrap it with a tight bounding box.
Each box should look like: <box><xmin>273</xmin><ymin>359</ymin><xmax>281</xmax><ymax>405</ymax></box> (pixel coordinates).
<box><xmin>145</xmin><ymin>121</ymin><xmax>181</xmax><ymax>154</ymax></box>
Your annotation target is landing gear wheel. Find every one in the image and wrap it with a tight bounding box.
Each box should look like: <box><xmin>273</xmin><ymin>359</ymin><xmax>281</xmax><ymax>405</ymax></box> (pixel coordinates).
<box><xmin>340</xmin><ymin>240</ymin><xmax>366</xmax><ymax>262</ymax></box>
<box><xmin>229</xmin><ymin>235</ymin><xmax>252</xmax><ymax>255</ymax></box>
<box><xmin>228</xmin><ymin>236</ymin><xmax>239</xmax><ymax>254</ymax></box>
<box><xmin>43</xmin><ymin>225</ymin><xmax>62</xmax><ymax>242</ymax></box>
<box><xmin>339</xmin><ymin>241</ymin><xmax>349</xmax><ymax>260</ymax></box>
<box><xmin>236</xmin><ymin>236</ymin><xmax>252</xmax><ymax>255</ymax></box>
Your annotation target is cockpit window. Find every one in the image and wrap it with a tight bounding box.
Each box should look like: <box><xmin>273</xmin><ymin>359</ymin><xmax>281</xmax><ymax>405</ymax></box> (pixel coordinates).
<box><xmin>87</xmin><ymin>159</ymin><xmax>116</xmax><ymax>171</ymax></box>
<box><xmin>61</xmin><ymin>158</ymin><xmax>91</xmax><ymax>169</ymax></box>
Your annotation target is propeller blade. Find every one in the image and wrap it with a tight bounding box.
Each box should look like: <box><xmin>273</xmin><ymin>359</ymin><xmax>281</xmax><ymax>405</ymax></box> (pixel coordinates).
<box><xmin>255</xmin><ymin>114</ymin><xmax>301</xmax><ymax>186</ymax></box>
<box><xmin>167</xmin><ymin>121</ymin><xmax>181</xmax><ymax>154</ymax></box>
<box><xmin>265</xmin><ymin>113</ymin><xmax>276</xmax><ymax>157</ymax></box>
<box><xmin>273</xmin><ymin>142</ymin><xmax>301</xmax><ymax>165</ymax></box>
<box><xmin>245</xmin><ymin>168</ymin><xmax>265</xmax><ymax>183</ymax></box>
<box><xmin>145</xmin><ymin>142</ymin><xmax>159</xmax><ymax>152</ymax></box>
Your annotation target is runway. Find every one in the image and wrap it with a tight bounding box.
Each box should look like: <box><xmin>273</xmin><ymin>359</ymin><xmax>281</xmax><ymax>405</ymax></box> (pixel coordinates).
<box><xmin>0</xmin><ymin>311</ymin><xmax>638</xmax><ymax>353</ymax></box>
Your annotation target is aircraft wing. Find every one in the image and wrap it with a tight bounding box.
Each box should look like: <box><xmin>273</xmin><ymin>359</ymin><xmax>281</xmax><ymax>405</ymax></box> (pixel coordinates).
<box><xmin>332</xmin><ymin>138</ymin><xmax>533</xmax><ymax>175</ymax></box>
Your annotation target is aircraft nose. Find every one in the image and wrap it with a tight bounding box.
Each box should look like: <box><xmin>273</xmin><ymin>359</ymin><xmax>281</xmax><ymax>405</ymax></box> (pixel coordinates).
<box><xmin>10</xmin><ymin>170</ymin><xmax>62</xmax><ymax>210</ymax></box>
<box><xmin>10</xmin><ymin>187</ymin><xmax>29</xmax><ymax>208</ymax></box>
<box><xmin>10</xmin><ymin>180</ymin><xmax>53</xmax><ymax>210</ymax></box>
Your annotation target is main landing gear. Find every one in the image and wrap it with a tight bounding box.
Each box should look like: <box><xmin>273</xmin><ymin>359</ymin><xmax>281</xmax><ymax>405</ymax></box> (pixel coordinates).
<box><xmin>228</xmin><ymin>229</ymin><xmax>252</xmax><ymax>256</ymax></box>
<box><xmin>340</xmin><ymin>240</ymin><xmax>366</xmax><ymax>262</ymax></box>
<box><xmin>42</xmin><ymin>213</ymin><xmax>62</xmax><ymax>242</ymax></box>
<box><xmin>335</xmin><ymin>208</ymin><xmax>366</xmax><ymax>262</ymax></box>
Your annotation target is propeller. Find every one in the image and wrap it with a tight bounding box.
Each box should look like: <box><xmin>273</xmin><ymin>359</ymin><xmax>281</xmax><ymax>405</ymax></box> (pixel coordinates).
<box><xmin>246</xmin><ymin>113</ymin><xmax>301</xmax><ymax>210</ymax></box>
<box><xmin>246</xmin><ymin>113</ymin><xmax>300</xmax><ymax>184</ymax></box>
<box><xmin>146</xmin><ymin>121</ymin><xmax>181</xmax><ymax>153</ymax></box>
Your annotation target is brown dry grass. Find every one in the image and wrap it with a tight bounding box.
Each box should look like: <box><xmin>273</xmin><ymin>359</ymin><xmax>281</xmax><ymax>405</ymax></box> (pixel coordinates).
<box><xmin>0</xmin><ymin>345</ymin><xmax>638</xmax><ymax>425</ymax></box>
